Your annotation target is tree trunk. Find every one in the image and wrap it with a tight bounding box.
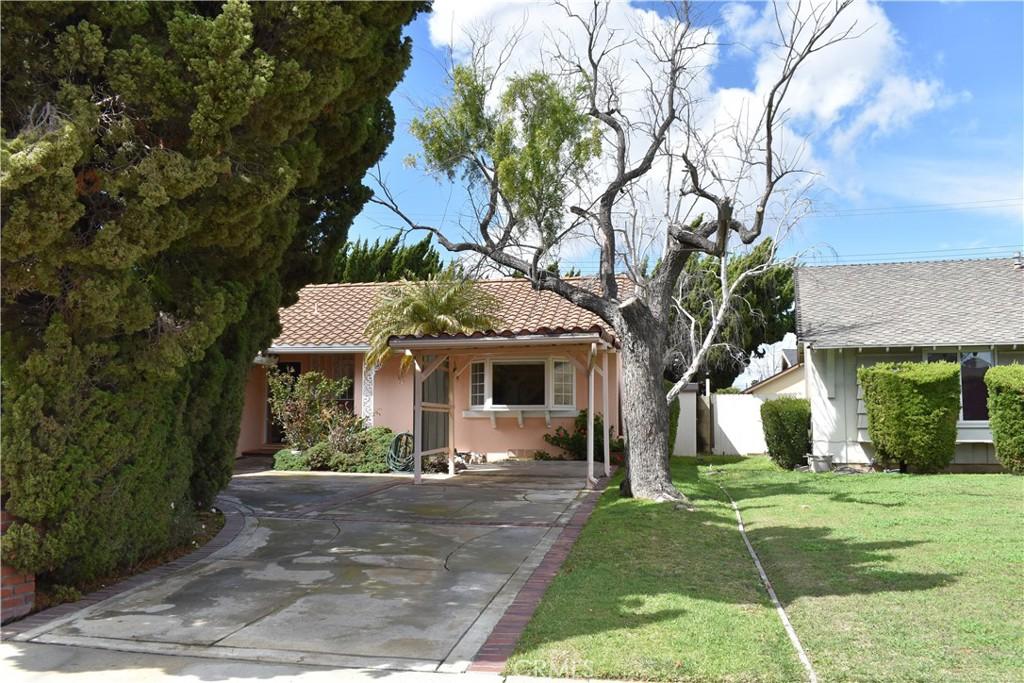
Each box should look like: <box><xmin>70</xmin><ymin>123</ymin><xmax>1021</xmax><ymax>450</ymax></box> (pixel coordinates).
<box><xmin>616</xmin><ymin>302</ymin><xmax>691</xmax><ymax>505</ymax></box>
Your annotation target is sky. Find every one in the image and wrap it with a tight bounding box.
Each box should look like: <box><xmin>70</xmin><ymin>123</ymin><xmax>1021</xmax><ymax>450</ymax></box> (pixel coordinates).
<box><xmin>350</xmin><ymin>1</ymin><xmax>1024</xmax><ymax>269</ymax></box>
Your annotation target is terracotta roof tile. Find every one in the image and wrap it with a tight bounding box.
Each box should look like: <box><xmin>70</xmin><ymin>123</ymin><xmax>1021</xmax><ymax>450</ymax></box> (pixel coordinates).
<box><xmin>271</xmin><ymin>277</ymin><xmax>624</xmax><ymax>348</ymax></box>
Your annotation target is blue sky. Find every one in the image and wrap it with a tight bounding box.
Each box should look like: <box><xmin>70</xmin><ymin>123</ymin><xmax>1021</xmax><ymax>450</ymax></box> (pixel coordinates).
<box><xmin>351</xmin><ymin>1</ymin><xmax>1024</xmax><ymax>269</ymax></box>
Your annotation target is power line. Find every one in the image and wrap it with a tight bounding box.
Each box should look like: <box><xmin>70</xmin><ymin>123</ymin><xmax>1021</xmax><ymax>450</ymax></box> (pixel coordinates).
<box><xmin>808</xmin><ymin>197</ymin><xmax>1022</xmax><ymax>215</ymax></box>
<box><xmin>801</xmin><ymin>244</ymin><xmax>1021</xmax><ymax>259</ymax></box>
<box><xmin>806</xmin><ymin>199</ymin><xmax>1022</xmax><ymax>219</ymax></box>
<box><xmin>550</xmin><ymin>244</ymin><xmax>1022</xmax><ymax>267</ymax></box>
<box><xmin>363</xmin><ymin>197</ymin><xmax>1024</xmax><ymax>220</ymax></box>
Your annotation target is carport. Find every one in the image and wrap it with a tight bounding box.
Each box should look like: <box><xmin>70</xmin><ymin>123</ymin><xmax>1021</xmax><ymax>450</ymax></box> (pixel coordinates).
<box><xmin>391</xmin><ymin>332</ymin><xmax>616</xmax><ymax>488</ymax></box>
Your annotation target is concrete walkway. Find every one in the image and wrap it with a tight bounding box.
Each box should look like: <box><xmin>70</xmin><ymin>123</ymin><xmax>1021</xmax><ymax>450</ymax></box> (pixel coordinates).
<box><xmin>5</xmin><ymin>462</ymin><xmax>590</xmax><ymax>679</ymax></box>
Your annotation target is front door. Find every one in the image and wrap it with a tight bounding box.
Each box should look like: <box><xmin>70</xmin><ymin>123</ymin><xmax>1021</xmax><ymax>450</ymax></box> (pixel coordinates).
<box><xmin>266</xmin><ymin>361</ymin><xmax>301</xmax><ymax>444</ymax></box>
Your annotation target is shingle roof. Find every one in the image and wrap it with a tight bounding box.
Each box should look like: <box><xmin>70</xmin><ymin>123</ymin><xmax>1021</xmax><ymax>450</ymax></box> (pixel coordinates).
<box><xmin>794</xmin><ymin>257</ymin><xmax>1024</xmax><ymax>348</ymax></box>
<box><xmin>271</xmin><ymin>277</ymin><xmax>619</xmax><ymax>348</ymax></box>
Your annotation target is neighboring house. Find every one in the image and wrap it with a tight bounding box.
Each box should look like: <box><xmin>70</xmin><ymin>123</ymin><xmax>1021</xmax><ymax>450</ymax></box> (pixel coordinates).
<box><xmin>237</xmin><ymin>278</ymin><xmax>622</xmax><ymax>479</ymax></box>
<box><xmin>795</xmin><ymin>257</ymin><xmax>1024</xmax><ymax>470</ymax></box>
<box><xmin>743</xmin><ymin>360</ymin><xmax>805</xmax><ymax>399</ymax></box>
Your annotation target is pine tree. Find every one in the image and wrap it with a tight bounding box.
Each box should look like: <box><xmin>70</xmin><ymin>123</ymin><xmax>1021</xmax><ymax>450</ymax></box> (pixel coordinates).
<box><xmin>0</xmin><ymin>1</ymin><xmax>423</xmax><ymax>584</ymax></box>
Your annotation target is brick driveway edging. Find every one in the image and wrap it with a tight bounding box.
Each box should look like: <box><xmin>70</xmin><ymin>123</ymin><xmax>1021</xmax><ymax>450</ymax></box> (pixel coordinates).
<box><xmin>1</xmin><ymin>499</ymin><xmax>245</xmax><ymax>639</ymax></box>
<box><xmin>469</xmin><ymin>474</ymin><xmax>614</xmax><ymax>673</ymax></box>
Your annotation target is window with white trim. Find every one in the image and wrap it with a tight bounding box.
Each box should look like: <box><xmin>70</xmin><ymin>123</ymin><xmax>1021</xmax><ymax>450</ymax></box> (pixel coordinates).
<box><xmin>925</xmin><ymin>348</ymin><xmax>998</xmax><ymax>421</ymax></box>
<box><xmin>470</xmin><ymin>361</ymin><xmax>485</xmax><ymax>407</ymax></box>
<box><xmin>467</xmin><ymin>357</ymin><xmax>576</xmax><ymax>410</ymax></box>
<box><xmin>493</xmin><ymin>361</ymin><xmax>546</xmax><ymax>406</ymax></box>
<box><xmin>552</xmin><ymin>360</ymin><xmax>574</xmax><ymax>406</ymax></box>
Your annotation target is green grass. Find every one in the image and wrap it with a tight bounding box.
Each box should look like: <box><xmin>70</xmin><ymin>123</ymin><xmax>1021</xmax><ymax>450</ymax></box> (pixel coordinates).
<box><xmin>505</xmin><ymin>456</ymin><xmax>1024</xmax><ymax>682</ymax></box>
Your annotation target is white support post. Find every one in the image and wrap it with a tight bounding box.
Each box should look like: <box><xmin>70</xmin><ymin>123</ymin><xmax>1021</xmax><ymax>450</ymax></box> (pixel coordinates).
<box><xmin>447</xmin><ymin>356</ymin><xmax>455</xmax><ymax>476</ymax></box>
<box><xmin>602</xmin><ymin>349</ymin><xmax>610</xmax><ymax>478</ymax></box>
<box><xmin>413</xmin><ymin>359</ymin><xmax>423</xmax><ymax>485</ymax></box>
<box><xmin>587</xmin><ymin>343</ymin><xmax>596</xmax><ymax>487</ymax></box>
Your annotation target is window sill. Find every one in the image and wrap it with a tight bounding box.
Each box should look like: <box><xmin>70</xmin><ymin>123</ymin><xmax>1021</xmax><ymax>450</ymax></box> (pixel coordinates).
<box><xmin>462</xmin><ymin>407</ymin><xmax>579</xmax><ymax>428</ymax></box>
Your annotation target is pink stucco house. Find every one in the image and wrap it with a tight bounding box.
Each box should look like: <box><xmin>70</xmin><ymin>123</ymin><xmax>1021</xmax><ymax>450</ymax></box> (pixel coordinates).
<box><xmin>237</xmin><ymin>278</ymin><xmax>622</xmax><ymax>482</ymax></box>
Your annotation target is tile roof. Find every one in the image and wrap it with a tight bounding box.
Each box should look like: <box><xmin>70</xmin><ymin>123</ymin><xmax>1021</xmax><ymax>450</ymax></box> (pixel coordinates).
<box><xmin>271</xmin><ymin>277</ymin><xmax>620</xmax><ymax>348</ymax></box>
<box><xmin>794</xmin><ymin>257</ymin><xmax>1024</xmax><ymax>348</ymax></box>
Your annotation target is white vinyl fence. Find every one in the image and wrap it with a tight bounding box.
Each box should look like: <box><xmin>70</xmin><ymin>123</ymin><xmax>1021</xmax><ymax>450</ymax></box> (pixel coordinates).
<box><xmin>711</xmin><ymin>394</ymin><xmax>768</xmax><ymax>455</ymax></box>
<box><xmin>675</xmin><ymin>393</ymin><xmax>769</xmax><ymax>456</ymax></box>
<box><xmin>671</xmin><ymin>390</ymin><xmax>698</xmax><ymax>455</ymax></box>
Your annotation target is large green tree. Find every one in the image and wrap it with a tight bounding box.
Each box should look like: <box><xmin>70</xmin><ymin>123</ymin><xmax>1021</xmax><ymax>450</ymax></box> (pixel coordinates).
<box><xmin>1</xmin><ymin>0</ymin><xmax>422</xmax><ymax>584</ymax></box>
<box><xmin>333</xmin><ymin>234</ymin><xmax>444</xmax><ymax>283</ymax></box>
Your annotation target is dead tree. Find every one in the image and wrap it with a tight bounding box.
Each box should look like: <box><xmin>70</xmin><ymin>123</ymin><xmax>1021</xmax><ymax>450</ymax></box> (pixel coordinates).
<box><xmin>373</xmin><ymin>0</ymin><xmax>858</xmax><ymax>502</ymax></box>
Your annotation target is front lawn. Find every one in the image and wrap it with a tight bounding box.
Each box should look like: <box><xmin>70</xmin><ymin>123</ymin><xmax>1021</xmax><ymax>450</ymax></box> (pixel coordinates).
<box><xmin>505</xmin><ymin>456</ymin><xmax>1023</xmax><ymax>682</ymax></box>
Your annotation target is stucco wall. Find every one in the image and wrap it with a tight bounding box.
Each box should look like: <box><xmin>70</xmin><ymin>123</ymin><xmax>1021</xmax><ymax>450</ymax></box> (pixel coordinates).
<box><xmin>672</xmin><ymin>391</ymin><xmax>698</xmax><ymax>455</ymax></box>
<box><xmin>235</xmin><ymin>352</ymin><xmax>364</xmax><ymax>455</ymax></box>
<box><xmin>372</xmin><ymin>354</ymin><xmax>414</xmax><ymax>434</ymax></box>
<box><xmin>236</xmin><ymin>364</ymin><xmax>268</xmax><ymax>454</ymax></box>
<box><xmin>364</xmin><ymin>348</ymin><xmax>618</xmax><ymax>458</ymax></box>
<box><xmin>711</xmin><ymin>394</ymin><xmax>769</xmax><ymax>456</ymax></box>
<box><xmin>445</xmin><ymin>344</ymin><xmax>619</xmax><ymax>458</ymax></box>
<box><xmin>237</xmin><ymin>344</ymin><xmax>622</xmax><ymax>460</ymax></box>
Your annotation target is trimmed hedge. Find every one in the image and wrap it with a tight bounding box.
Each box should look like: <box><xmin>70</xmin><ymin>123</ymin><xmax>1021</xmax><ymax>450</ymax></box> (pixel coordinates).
<box><xmin>329</xmin><ymin>427</ymin><xmax>393</xmax><ymax>474</ymax></box>
<box><xmin>858</xmin><ymin>362</ymin><xmax>960</xmax><ymax>472</ymax></box>
<box><xmin>760</xmin><ymin>397</ymin><xmax>810</xmax><ymax>469</ymax></box>
<box><xmin>273</xmin><ymin>448</ymin><xmax>309</xmax><ymax>471</ymax></box>
<box><xmin>985</xmin><ymin>364</ymin><xmax>1024</xmax><ymax>473</ymax></box>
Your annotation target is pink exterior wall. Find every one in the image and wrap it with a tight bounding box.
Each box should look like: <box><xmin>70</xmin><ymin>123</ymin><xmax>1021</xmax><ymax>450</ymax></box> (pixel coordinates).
<box><xmin>236</xmin><ymin>345</ymin><xmax>622</xmax><ymax>459</ymax></box>
<box><xmin>444</xmin><ymin>344</ymin><xmax>620</xmax><ymax>458</ymax></box>
<box><xmin>371</xmin><ymin>355</ymin><xmax>414</xmax><ymax>433</ymax></box>
<box><xmin>235</xmin><ymin>352</ymin><xmax>365</xmax><ymax>455</ymax></box>
<box><xmin>236</xmin><ymin>364</ymin><xmax>268</xmax><ymax>454</ymax></box>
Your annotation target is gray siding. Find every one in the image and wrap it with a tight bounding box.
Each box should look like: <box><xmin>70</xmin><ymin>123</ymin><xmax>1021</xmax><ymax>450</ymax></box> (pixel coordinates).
<box><xmin>808</xmin><ymin>345</ymin><xmax>1014</xmax><ymax>467</ymax></box>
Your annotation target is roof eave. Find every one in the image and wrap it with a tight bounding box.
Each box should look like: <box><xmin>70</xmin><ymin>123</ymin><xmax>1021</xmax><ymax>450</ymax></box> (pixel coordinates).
<box><xmin>742</xmin><ymin>362</ymin><xmax>803</xmax><ymax>394</ymax></box>
<box><xmin>266</xmin><ymin>344</ymin><xmax>371</xmax><ymax>354</ymax></box>
<box><xmin>802</xmin><ymin>340</ymin><xmax>1024</xmax><ymax>350</ymax></box>
<box><xmin>388</xmin><ymin>332</ymin><xmax>614</xmax><ymax>350</ymax></box>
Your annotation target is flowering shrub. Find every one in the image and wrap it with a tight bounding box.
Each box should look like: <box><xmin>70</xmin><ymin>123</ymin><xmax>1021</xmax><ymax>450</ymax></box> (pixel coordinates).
<box><xmin>266</xmin><ymin>370</ymin><xmax>352</xmax><ymax>450</ymax></box>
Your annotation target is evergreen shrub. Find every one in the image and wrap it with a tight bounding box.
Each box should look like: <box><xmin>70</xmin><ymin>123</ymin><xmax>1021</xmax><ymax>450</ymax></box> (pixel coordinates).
<box><xmin>985</xmin><ymin>364</ymin><xmax>1024</xmax><ymax>473</ymax></box>
<box><xmin>760</xmin><ymin>397</ymin><xmax>810</xmax><ymax>469</ymax></box>
<box><xmin>857</xmin><ymin>362</ymin><xmax>960</xmax><ymax>472</ymax></box>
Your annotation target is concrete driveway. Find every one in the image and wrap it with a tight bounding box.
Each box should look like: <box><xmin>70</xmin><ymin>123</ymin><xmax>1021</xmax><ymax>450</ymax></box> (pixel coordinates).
<box><xmin>9</xmin><ymin>461</ymin><xmax>589</xmax><ymax>673</ymax></box>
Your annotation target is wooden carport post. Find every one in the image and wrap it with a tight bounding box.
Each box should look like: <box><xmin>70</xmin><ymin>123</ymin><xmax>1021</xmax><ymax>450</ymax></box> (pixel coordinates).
<box><xmin>448</xmin><ymin>356</ymin><xmax>456</xmax><ymax>476</ymax></box>
<box><xmin>586</xmin><ymin>342</ymin><xmax>597</xmax><ymax>488</ymax></box>
<box><xmin>602</xmin><ymin>348</ymin><xmax>611</xmax><ymax>478</ymax></box>
<box><xmin>412</xmin><ymin>353</ymin><xmax>422</xmax><ymax>485</ymax></box>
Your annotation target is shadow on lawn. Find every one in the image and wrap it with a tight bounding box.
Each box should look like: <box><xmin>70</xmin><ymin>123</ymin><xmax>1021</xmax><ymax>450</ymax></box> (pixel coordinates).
<box><xmin>703</xmin><ymin>469</ymin><xmax>910</xmax><ymax>510</ymax></box>
<box><xmin>510</xmin><ymin>465</ymin><xmax>958</xmax><ymax>667</ymax></box>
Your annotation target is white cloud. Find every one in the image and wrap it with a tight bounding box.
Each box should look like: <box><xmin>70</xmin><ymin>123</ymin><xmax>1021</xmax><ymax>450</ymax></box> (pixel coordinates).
<box><xmin>723</xmin><ymin>1</ymin><xmax>960</xmax><ymax>156</ymax></box>
<box><xmin>423</xmin><ymin>1</ymin><xmax>970</xmax><ymax>260</ymax></box>
<box><xmin>831</xmin><ymin>76</ymin><xmax>968</xmax><ymax>154</ymax></box>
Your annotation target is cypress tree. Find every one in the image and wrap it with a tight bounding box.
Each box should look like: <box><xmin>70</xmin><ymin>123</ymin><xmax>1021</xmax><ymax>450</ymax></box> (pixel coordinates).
<box><xmin>334</xmin><ymin>234</ymin><xmax>444</xmax><ymax>282</ymax></box>
<box><xmin>1</xmin><ymin>1</ymin><xmax>423</xmax><ymax>584</ymax></box>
